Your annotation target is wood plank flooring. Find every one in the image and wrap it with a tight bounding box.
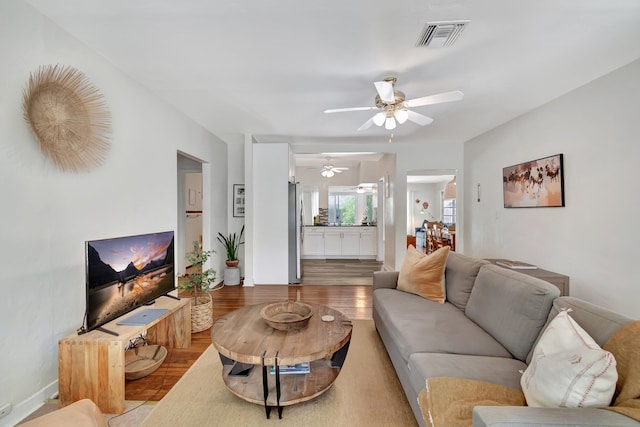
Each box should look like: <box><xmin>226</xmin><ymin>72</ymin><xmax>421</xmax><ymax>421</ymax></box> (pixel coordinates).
<box><xmin>301</xmin><ymin>259</ymin><xmax>384</xmax><ymax>286</ymax></box>
<box><xmin>125</xmin><ymin>260</ymin><xmax>377</xmax><ymax>402</ymax></box>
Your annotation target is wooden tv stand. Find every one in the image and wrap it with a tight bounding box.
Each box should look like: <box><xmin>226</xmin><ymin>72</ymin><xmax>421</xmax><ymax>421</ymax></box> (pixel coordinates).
<box><xmin>58</xmin><ymin>296</ymin><xmax>191</xmax><ymax>414</ymax></box>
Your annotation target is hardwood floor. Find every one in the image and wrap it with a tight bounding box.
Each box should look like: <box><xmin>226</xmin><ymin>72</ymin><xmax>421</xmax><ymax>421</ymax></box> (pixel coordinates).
<box><xmin>301</xmin><ymin>259</ymin><xmax>383</xmax><ymax>285</ymax></box>
<box><xmin>125</xmin><ymin>262</ymin><xmax>376</xmax><ymax>402</ymax></box>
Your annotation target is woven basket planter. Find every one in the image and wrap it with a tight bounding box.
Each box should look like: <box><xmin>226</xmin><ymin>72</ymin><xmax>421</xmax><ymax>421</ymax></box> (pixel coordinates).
<box><xmin>190</xmin><ymin>293</ymin><xmax>213</xmax><ymax>333</ymax></box>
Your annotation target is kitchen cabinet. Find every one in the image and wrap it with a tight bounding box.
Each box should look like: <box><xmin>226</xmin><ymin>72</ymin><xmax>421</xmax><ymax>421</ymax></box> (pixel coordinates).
<box><xmin>324</xmin><ymin>228</ymin><xmax>360</xmax><ymax>256</ymax></box>
<box><xmin>359</xmin><ymin>228</ymin><xmax>377</xmax><ymax>256</ymax></box>
<box><xmin>302</xmin><ymin>227</ymin><xmax>376</xmax><ymax>259</ymax></box>
<box><xmin>323</xmin><ymin>229</ymin><xmax>342</xmax><ymax>256</ymax></box>
<box><xmin>302</xmin><ymin>227</ymin><xmax>325</xmax><ymax>256</ymax></box>
<box><xmin>341</xmin><ymin>229</ymin><xmax>361</xmax><ymax>256</ymax></box>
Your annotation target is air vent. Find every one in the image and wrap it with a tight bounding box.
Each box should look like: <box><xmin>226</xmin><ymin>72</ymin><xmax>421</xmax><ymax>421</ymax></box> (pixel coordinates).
<box><xmin>416</xmin><ymin>21</ymin><xmax>469</xmax><ymax>48</ymax></box>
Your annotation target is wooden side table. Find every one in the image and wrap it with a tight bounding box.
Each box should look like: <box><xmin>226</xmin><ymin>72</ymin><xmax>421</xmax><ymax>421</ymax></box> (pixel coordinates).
<box><xmin>58</xmin><ymin>296</ymin><xmax>191</xmax><ymax>413</ymax></box>
<box><xmin>486</xmin><ymin>259</ymin><xmax>570</xmax><ymax>296</ymax></box>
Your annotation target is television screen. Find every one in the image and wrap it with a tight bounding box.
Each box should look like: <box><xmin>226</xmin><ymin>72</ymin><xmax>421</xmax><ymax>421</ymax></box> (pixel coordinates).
<box><xmin>85</xmin><ymin>231</ymin><xmax>175</xmax><ymax>332</ymax></box>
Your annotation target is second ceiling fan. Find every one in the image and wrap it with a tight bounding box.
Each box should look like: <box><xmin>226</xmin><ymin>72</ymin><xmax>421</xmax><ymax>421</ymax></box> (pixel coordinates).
<box><xmin>324</xmin><ymin>77</ymin><xmax>463</xmax><ymax>131</ymax></box>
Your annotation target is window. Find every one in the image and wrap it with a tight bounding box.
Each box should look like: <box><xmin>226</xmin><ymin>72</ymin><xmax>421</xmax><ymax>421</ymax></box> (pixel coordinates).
<box><xmin>442</xmin><ymin>198</ymin><xmax>456</xmax><ymax>225</ymax></box>
<box><xmin>328</xmin><ymin>193</ymin><xmax>356</xmax><ymax>225</ymax></box>
<box><xmin>328</xmin><ymin>186</ymin><xmax>377</xmax><ymax>225</ymax></box>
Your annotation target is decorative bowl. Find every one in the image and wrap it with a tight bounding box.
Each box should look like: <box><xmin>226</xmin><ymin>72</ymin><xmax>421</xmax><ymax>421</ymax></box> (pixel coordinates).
<box><xmin>124</xmin><ymin>345</ymin><xmax>167</xmax><ymax>380</ymax></box>
<box><xmin>260</xmin><ymin>301</ymin><xmax>314</xmax><ymax>331</ymax></box>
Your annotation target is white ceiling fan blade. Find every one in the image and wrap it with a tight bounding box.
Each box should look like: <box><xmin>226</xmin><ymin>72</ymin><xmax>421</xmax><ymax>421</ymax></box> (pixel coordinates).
<box><xmin>405</xmin><ymin>91</ymin><xmax>464</xmax><ymax>108</ymax></box>
<box><xmin>407</xmin><ymin>110</ymin><xmax>434</xmax><ymax>126</ymax></box>
<box><xmin>357</xmin><ymin>116</ymin><xmax>375</xmax><ymax>131</ymax></box>
<box><xmin>374</xmin><ymin>80</ymin><xmax>395</xmax><ymax>104</ymax></box>
<box><xmin>324</xmin><ymin>106</ymin><xmax>378</xmax><ymax>114</ymax></box>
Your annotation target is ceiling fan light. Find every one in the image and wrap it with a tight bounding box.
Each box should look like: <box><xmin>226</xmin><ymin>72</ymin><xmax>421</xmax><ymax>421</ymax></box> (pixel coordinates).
<box><xmin>395</xmin><ymin>109</ymin><xmax>409</xmax><ymax>124</ymax></box>
<box><xmin>385</xmin><ymin>116</ymin><xmax>396</xmax><ymax>130</ymax></box>
<box><xmin>372</xmin><ymin>112</ymin><xmax>386</xmax><ymax>127</ymax></box>
<box><xmin>321</xmin><ymin>169</ymin><xmax>334</xmax><ymax>178</ymax></box>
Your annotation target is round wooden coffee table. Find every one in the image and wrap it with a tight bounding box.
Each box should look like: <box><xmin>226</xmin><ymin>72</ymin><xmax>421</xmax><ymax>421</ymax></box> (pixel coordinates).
<box><xmin>211</xmin><ymin>302</ymin><xmax>352</xmax><ymax>418</ymax></box>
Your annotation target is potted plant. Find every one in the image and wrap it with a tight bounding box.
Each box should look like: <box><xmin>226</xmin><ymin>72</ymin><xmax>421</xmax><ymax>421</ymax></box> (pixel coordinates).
<box><xmin>217</xmin><ymin>225</ymin><xmax>244</xmax><ymax>267</ymax></box>
<box><xmin>178</xmin><ymin>241</ymin><xmax>217</xmax><ymax>333</ymax></box>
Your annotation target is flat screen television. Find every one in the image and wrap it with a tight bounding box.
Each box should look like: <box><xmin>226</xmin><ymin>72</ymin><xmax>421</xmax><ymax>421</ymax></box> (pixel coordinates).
<box><xmin>85</xmin><ymin>230</ymin><xmax>175</xmax><ymax>332</ymax></box>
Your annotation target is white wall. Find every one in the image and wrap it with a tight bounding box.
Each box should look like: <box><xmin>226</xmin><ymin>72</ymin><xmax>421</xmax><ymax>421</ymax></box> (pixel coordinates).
<box><xmin>252</xmin><ymin>143</ymin><xmax>290</xmax><ymax>284</ymax></box>
<box><xmin>0</xmin><ymin>2</ymin><xmax>227</xmax><ymax>424</ymax></box>
<box><xmin>223</xmin><ymin>137</ymin><xmax>245</xmax><ymax>278</ymax></box>
<box><xmin>407</xmin><ymin>183</ymin><xmax>438</xmax><ymax>233</ymax></box>
<box><xmin>465</xmin><ymin>58</ymin><xmax>640</xmax><ymax>319</ymax></box>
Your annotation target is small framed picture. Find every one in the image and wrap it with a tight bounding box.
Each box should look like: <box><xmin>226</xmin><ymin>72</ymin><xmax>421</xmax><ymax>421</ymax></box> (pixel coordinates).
<box><xmin>233</xmin><ymin>184</ymin><xmax>245</xmax><ymax>217</ymax></box>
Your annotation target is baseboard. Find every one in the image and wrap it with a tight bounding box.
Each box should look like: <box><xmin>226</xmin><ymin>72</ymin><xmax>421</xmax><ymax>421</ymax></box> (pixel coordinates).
<box><xmin>0</xmin><ymin>380</ymin><xmax>58</xmax><ymax>427</ymax></box>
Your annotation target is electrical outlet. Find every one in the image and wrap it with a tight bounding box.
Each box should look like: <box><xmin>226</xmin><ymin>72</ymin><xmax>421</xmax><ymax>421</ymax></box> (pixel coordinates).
<box><xmin>0</xmin><ymin>402</ymin><xmax>11</xmax><ymax>419</ymax></box>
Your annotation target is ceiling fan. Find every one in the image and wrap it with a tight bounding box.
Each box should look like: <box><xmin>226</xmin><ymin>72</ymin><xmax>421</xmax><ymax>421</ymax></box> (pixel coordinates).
<box><xmin>318</xmin><ymin>157</ymin><xmax>349</xmax><ymax>177</ymax></box>
<box><xmin>320</xmin><ymin>164</ymin><xmax>348</xmax><ymax>178</ymax></box>
<box><xmin>324</xmin><ymin>77</ymin><xmax>463</xmax><ymax>131</ymax></box>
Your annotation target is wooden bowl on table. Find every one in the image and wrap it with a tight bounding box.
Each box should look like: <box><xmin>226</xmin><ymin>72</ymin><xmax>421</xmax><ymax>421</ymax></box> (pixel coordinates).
<box><xmin>260</xmin><ymin>301</ymin><xmax>314</xmax><ymax>331</ymax></box>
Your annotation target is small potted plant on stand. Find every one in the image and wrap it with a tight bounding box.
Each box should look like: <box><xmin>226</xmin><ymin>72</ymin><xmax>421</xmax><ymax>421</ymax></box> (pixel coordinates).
<box><xmin>217</xmin><ymin>225</ymin><xmax>244</xmax><ymax>285</ymax></box>
<box><xmin>179</xmin><ymin>241</ymin><xmax>217</xmax><ymax>333</ymax></box>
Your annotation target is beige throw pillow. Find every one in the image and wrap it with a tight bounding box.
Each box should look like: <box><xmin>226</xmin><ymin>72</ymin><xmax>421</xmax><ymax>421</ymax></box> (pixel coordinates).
<box><xmin>521</xmin><ymin>309</ymin><xmax>618</xmax><ymax>408</ymax></box>
<box><xmin>398</xmin><ymin>245</ymin><xmax>450</xmax><ymax>303</ymax></box>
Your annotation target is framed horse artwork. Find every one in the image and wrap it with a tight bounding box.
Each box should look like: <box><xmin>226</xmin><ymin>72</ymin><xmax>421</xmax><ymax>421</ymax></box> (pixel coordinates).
<box><xmin>502</xmin><ymin>153</ymin><xmax>565</xmax><ymax>208</ymax></box>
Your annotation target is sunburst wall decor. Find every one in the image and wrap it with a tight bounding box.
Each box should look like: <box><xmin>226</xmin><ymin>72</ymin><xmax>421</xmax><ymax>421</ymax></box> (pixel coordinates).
<box><xmin>22</xmin><ymin>64</ymin><xmax>112</xmax><ymax>172</ymax></box>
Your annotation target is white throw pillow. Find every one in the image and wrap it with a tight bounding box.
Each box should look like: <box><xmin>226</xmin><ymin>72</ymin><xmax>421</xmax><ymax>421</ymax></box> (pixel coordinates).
<box><xmin>520</xmin><ymin>309</ymin><xmax>617</xmax><ymax>408</ymax></box>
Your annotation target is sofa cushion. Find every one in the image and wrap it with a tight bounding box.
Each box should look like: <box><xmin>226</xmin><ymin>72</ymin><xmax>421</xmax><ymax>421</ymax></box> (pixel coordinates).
<box><xmin>445</xmin><ymin>252</ymin><xmax>489</xmax><ymax>312</ymax></box>
<box><xmin>521</xmin><ymin>309</ymin><xmax>617</xmax><ymax>408</ymax></box>
<box><xmin>465</xmin><ymin>264</ymin><xmax>559</xmax><ymax>362</ymax></box>
<box><xmin>373</xmin><ymin>288</ymin><xmax>512</xmax><ymax>362</ymax></box>
<box><xmin>407</xmin><ymin>353</ymin><xmax>527</xmax><ymax>396</ymax></box>
<box><xmin>397</xmin><ymin>245</ymin><xmax>450</xmax><ymax>303</ymax></box>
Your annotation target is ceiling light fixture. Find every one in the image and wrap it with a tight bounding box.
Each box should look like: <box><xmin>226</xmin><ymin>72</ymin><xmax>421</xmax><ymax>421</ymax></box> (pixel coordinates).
<box><xmin>394</xmin><ymin>109</ymin><xmax>409</xmax><ymax>124</ymax></box>
<box><xmin>321</xmin><ymin>169</ymin><xmax>335</xmax><ymax>178</ymax></box>
<box><xmin>385</xmin><ymin>116</ymin><xmax>396</xmax><ymax>130</ymax></box>
<box><xmin>373</xmin><ymin>112</ymin><xmax>386</xmax><ymax>126</ymax></box>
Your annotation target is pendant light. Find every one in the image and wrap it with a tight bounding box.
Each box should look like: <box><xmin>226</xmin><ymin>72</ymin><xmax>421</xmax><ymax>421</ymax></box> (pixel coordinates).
<box><xmin>443</xmin><ymin>176</ymin><xmax>457</xmax><ymax>200</ymax></box>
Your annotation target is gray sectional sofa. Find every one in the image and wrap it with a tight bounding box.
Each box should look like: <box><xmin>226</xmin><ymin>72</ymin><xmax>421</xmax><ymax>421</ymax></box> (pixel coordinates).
<box><xmin>373</xmin><ymin>252</ymin><xmax>637</xmax><ymax>427</ymax></box>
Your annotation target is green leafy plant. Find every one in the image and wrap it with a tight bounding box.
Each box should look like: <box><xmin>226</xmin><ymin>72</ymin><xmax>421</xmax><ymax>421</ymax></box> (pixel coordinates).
<box><xmin>217</xmin><ymin>225</ymin><xmax>245</xmax><ymax>261</ymax></box>
<box><xmin>178</xmin><ymin>241</ymin><xmax>216</xmax><ymax>303</ymax></box>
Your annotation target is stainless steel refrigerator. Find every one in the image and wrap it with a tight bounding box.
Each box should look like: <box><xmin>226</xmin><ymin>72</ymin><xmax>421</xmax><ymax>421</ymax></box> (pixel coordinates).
<box><xmin>288</xmin><ymin>182</ymin><xmax>303</xmax><ymax>284</ymax></box>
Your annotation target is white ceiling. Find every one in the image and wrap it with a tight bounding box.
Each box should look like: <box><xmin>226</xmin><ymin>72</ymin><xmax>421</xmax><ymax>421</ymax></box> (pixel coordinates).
<box><xmin>24</xmin><ymin>0</ymin><xmax>640</xmax><ymax>156</ymax></box>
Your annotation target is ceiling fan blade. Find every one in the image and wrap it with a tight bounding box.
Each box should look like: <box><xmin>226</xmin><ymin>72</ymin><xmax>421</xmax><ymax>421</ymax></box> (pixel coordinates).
<box><xmin>405</xmin><ymin>91</ymin><xmax>464</xmax><ymax>108</ymax></box>
<box><xmin>374</xmin><ymin>80</ymin><xmax>395</xmax><ymax>104</ymax></box>
<box><xmin>357</xmin><ymin>116</ymin><xmax>375</xmax><ymax>131</ymax></box>
<box><xmin>324</xmin><ymin>106</ymin><xmax>378</xmax><ymax>114</ymax></box>
<box><xmin>407</xmin><ymin>110</ymin><xmax>434</xmax><ymax>126</ymax></box>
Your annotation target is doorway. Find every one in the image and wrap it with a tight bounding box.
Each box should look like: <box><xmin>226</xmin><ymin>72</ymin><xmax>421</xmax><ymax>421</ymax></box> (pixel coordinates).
<box><xmin>407</xmin><ymin>170</ymin><xmax>457</xmax><ymax>252</ymax></box>
<box><xmin>177</xmin><ymin>152</ymin><xmax>204</xmax><ymax>275</ymax></box>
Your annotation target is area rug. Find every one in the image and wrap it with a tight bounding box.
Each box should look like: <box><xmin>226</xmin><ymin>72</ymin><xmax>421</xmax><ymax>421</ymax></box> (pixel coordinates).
<box><xmin>141</xmin><ymin>320</ymin><xmax>417</xmax><ymax>427</ymax></box>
